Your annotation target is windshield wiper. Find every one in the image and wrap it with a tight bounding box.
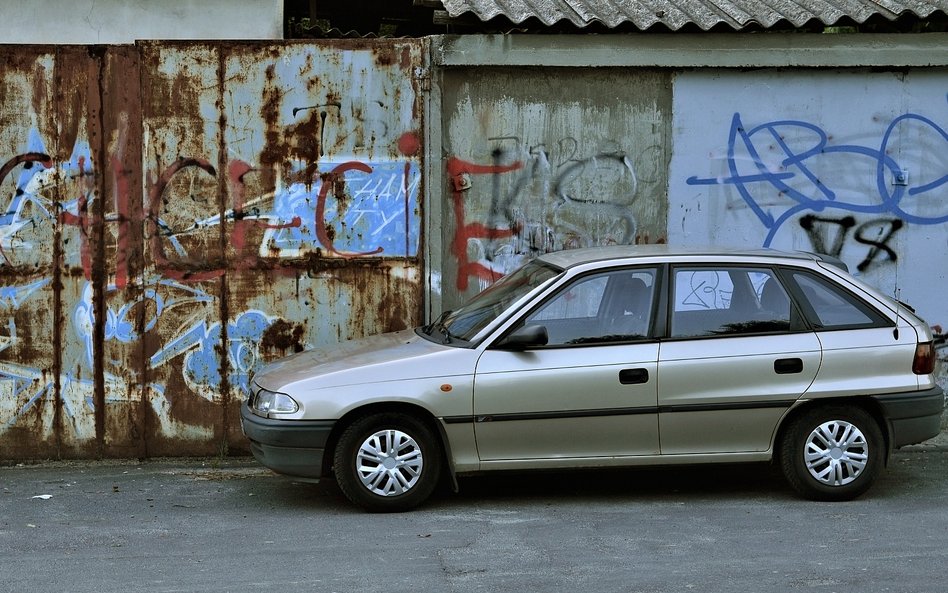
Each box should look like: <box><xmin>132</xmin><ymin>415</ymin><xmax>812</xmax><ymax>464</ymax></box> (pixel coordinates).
<box><xmin>424</xmin><ymin>310</ymin><xmax>453</xmax><ymax>343</ymax></box>
<box><xmin>423</xmin><ymin>310</ymin><xmax>448</xmax><ymax>334</ymax></box>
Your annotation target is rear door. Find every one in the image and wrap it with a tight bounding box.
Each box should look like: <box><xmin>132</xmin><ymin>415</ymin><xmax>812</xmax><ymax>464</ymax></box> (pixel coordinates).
<box><xmin>658</xmin><ymin>266</ymin><xmax>822</xmax><ymax>454</ymax></box>
<box><xmin>473</xmin><ymin>267</ymin><xmax>661</xmax><ymax>461</ymax></box>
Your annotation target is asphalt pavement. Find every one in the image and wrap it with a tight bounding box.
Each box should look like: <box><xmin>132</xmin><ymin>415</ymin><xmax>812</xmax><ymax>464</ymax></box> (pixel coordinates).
<box><xmin>2</xmin><ymin>433</ymin><xmax>948</xmax><ymax>593</ymax></box>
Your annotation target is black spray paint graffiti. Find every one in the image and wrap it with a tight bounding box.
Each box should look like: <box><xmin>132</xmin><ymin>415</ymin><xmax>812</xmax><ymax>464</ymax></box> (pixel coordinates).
<box><xmin>798</xmin><ymin>215</ymin><xmax>904</xmax><ymax>273</ymax></box>
<box><xmin>482</xmin><ymin>138</ymin><xmax>641</xmax><ymax>260</ymax></box>
<box><xmin>449</xmin><ymin>136</ymin><xmax>665</xmax><ymax>290</ymax></box>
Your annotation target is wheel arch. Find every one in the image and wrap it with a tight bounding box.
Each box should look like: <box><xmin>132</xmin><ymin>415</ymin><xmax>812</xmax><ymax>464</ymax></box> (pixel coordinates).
<box><xmin>774</xmin><ymin>397</ymin><xmax>892</xmax><ymax>465</ymax></box>
<box><xmin>321</xmin><ymin>402</ymin><xmax>458</xmax><ymax>489</ymax></box>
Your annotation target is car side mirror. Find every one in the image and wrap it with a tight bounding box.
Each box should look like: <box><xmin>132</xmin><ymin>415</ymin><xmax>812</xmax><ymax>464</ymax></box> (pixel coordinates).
<box><xmin>495</xmin><ymin>324</ymin><xmax>549</xmax><ymax>350</ymax></box>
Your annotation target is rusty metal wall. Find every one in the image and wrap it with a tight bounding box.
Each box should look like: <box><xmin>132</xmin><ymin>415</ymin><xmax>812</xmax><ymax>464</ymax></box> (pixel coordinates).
<box><xmin>439</xmin><ymin>67</ymin><xmax>672</xmax><ymax>308</ymax></box>
<box><xmin>0</xmin><ymin>40</ymin><xmax>427</xmax><ymax>460</ymax></box>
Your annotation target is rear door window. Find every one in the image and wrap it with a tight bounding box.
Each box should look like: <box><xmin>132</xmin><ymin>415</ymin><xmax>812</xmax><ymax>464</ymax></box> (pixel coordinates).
<box><xmin>670</xmin><ymin>267</ymin><xmax>793</xmax><ymax>338</ymax></box>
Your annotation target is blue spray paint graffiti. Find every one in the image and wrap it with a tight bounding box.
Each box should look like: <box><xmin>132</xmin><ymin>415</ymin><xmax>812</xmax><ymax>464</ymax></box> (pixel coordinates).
<box><xmin>146</xmin><ymin>306</ymin><xmax>274</xmax><ymax>395</ymax></box>
<box><xmin>686</xmin><ymin>112</ymin><xmax>948</xmax><ymax>247</ymax></box>
<box><xmin>194</xmin><ymin>160</ymin><xmax>422</xmax><ymax>258</ymax></box>
<box><xmin>0</xmin><ymin>125</ymin><xmax>422</xmax><ymax>436</ymax></box>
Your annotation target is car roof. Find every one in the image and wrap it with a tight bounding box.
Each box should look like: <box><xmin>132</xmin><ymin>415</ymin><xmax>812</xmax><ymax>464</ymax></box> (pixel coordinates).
<box><xmin>536</xmin><ymin>244</ymin><xmax>845</xmax><ymax>270</ymax></box>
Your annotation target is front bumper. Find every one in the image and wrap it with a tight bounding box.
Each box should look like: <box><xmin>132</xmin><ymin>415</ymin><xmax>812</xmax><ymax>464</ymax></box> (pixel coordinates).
<box><xmin>873</xmin><ymin>386</ymin><xmax>946</xmax><ymax>448</ymax></box>
<box><xmin>240</xmin><ymin>401</ymin><xmax>336</xmax><ymax>480</ymax></box>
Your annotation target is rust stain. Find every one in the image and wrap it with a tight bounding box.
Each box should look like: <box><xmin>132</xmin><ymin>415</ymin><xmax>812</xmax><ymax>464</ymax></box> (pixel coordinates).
<box><xmin>260</xmin><ymin>318</ymin><xmax>305</xmax><ymax>354</ymax></box>
<box><xmin>216</xmin><ymin>46</ymin><xmax>233</xmax><ymax>459</ymax></box>
<box><xmin>30</xmin><ymin>60</ymin><xmax>53</xmax><ymax>143</ymax></box>
<box><xmin>140</xmin><ymin>69</ymin><xmax>203</xmax><ymax>139</ymax></box>
<box><xmin>51</xmin><ymin>195</ymin><xmax>64</xmax><ymax>458</ymax></box>
<box><xmin>85</xmin><ymin>46</ymin><xmax>108</xmax><ymax>457</ymax></box>
<box><xmin>400</xmin><ymin>46</ymin><xmax>413</xmax><ymax>70</ymax></box>
<box><xmin>54</xmin><ymin>50</ymin><xmax>92</xmax><ymax>159</ymax></box>
<box><xmin>299</xmin><ymin>250</ymin><xmax>385</xmax><ymax>275</ymax></box>
<box><xmin>259</xmin><ymin>63</ymin><xmax>284</xmax><ymax>191</ymax></box>
<box><xmin>375</xmin><ymin>48</ymin><xmax>396</xmax><ymax>67</ymax></box>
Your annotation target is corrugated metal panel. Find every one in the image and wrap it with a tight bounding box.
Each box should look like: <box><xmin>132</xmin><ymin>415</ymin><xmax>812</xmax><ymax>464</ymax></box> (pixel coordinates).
<box><xmin>138</xmin><ymin>40</ymin><xmax>428</xmax><ymax>456</ymax></box>
<box><xmin>440</xmin><ymin>0</ymin><xmax>948</xmax><ymax>30</ymax></box>
<box><xmin>0</xmin><ymin>40</ymin><xmax>427</xmax><ymax>460</ymax></box>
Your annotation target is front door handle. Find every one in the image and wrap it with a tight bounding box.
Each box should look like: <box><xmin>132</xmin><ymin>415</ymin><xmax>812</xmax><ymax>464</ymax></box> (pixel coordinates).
<box><xmin>774</xmin><ymin>358</ymin><xmax>804</xmax><ymax>374</ymax></box>
<box><xmin>619</xmin><ymin>368</ymin><xmax>649</xmax><ymax>385</ymax></box>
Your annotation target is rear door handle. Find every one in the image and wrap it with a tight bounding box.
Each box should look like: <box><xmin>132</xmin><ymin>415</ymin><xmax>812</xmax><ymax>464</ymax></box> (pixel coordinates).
<box><xmin>619</xmin><ymin>368</ymin><xmax>649</xmax><ymax>384</ymax></box>
<box><xmin>774</xmin><ymin>358</ymin><xmax>804</xmax><ymax>374</ymax></box>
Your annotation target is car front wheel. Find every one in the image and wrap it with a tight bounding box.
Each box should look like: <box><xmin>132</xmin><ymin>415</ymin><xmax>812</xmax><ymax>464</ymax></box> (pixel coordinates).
<box><xmin>779</xmin><ymin>405</ymin><xmax>884</xmax><ymax>501</ymax></box>
<box><xmin>333</xmin><ymin>412</ymin><xmax>442</xmax><ymax>512</ymax></box>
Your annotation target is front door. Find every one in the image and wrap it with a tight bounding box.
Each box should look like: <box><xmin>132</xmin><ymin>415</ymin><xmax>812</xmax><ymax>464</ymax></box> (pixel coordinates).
<box><xmin>473</xmin><ymin>267</ymin><xmax>660</xmax><ymax>461</ymax></box>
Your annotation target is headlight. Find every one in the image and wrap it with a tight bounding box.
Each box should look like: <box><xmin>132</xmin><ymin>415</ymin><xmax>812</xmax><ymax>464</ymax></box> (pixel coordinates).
<box><xmin>251</xmin><ymin>388</ymin><xmax>299</xmax><ymax>416</ymax></box>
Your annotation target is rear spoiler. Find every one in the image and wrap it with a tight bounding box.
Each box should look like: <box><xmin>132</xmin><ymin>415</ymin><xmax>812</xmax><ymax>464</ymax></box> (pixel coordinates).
<box><xmin>802</xmin><ymin>252</ymin><xmax>849</xmax><ymax>272</ymax></box>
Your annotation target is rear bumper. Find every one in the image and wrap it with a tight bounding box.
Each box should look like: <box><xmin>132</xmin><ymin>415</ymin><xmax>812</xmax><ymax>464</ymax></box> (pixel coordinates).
<box><xmin>873</xmin><ymin>386</ymin><xmax>945</xmax><ymax>448</ymax></box>
<box><xmin>240</xmin><ymin>401</ymin><xmax>336</xmax><ymax>480</ymax></box>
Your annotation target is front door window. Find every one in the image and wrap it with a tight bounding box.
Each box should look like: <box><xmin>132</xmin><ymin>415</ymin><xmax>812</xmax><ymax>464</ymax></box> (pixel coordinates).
<box><xmin>525</xmin><ymin>268</ymin><xmax>657</xmax><ymax>345</ymax></box>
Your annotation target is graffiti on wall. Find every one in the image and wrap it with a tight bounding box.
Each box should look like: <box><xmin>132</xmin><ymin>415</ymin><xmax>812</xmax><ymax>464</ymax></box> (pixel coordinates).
<box><xmin>0</xmin><ymin>41</ymin><xmax>427</xmax><ymax>457</ymax></box>
<box><xmin>685</xmin><ymin>111</ymin><xmax>948</xmax><ymax>248</ymax></box>
<box><xmin>448</xmin><ymin>136</ymin><xmax>661</xmax><ymax>291</ymax></box>
<box><xmin>682</xmin><ymin>106</ymin><xmax>948</xmax><ymax>379</ymax></box>
<box><xmin>796</xmin><ymin>215</ymin><xmax>904</xmax><ymax>273</ymax></box>
<box><xmin>56</xmin><ymin>154</ymin><xmax>420</xmax><ymax>286</ymax></box>
<box><xmin>0</xmin><ymin>130</ymin><xmax>421</xmax><ymax>443</ymax></box>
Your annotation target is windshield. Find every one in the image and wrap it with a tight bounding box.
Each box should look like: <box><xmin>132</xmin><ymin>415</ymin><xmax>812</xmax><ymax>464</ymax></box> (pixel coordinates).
<box><xmin>432</xmin><ymin>260</ymin><xmax>562</xmax><ymax>344</ymax></box>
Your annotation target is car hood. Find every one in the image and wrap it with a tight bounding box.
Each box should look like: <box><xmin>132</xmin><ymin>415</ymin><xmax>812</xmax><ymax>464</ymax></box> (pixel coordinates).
<box><xmin>252</xmin><ymin>328</ymin><xmax>468</xmax><ymax>391</ymax></box>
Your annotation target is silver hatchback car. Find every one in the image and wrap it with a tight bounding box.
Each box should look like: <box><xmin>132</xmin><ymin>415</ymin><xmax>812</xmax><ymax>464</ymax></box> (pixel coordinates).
<box><xmin>241</xmin><ymin>246</ymin><xmax>944</xmax><ymax>511</ymax></box>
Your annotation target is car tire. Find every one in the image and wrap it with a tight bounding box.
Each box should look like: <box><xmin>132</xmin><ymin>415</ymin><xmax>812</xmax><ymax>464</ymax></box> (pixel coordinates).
<box><xmin>779</xmin><ymin>405</ymin><xmax>884</xmax><ymax>501</ymax></box>
<box><xmin>333</xmin><ymin>412</ymin><xmax>443</xmax><ymax>512</ymax></box>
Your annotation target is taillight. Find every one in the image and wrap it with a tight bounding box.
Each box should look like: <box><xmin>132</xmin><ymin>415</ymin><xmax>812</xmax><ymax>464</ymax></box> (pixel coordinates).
<box><xmin>913</xmin><ymin>342</ymin><xmax>935</xmax><ymax>375</ymax></box>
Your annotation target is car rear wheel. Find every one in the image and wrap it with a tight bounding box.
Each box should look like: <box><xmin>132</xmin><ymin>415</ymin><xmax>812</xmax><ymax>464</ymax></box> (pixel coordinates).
<box><xmin>779</xmin><ymin>405</ymin><xmax>884</xmax><ymax>501</ymax></box>
<box><xmin>333</xmin><ymin>412</ymin><xmax>442</xmax><ymax>512</ymax></box>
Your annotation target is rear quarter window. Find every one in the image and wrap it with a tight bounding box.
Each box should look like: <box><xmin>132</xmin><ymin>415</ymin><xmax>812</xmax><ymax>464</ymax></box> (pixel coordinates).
<box><xmin>786</xmin><ymin>270</ymin><xmax>889</xmax><ymax>330</ymax></box>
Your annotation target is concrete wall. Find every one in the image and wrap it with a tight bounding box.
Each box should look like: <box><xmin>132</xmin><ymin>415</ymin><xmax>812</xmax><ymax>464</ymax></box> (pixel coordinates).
<box><xmin>0</xmin><ymin>0</ymin><xmax>283</xmax><ymax>44</ymax></box>
<box><xmin>668</xmin><ymin>69</ymin><xmax>947</xmax><ymax>387</ymax></box>
<box><xmin>438</xmin><ymin>67</ymin><xmax>671</xmax><ymax>306</ymax></box>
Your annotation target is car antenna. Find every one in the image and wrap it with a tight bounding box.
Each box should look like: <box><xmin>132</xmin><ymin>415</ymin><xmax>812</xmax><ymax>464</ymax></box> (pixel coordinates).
<box><xmin>893</xmin><ymin>265</ymin><xmax>900</xmax><ymax>341</ymax></box>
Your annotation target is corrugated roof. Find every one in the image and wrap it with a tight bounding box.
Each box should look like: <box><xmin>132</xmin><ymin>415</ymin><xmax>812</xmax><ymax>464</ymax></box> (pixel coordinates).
<box><xmin>439</xmin><ymin>0</ymin><xmax>948</xmax><ymax>31</ymax></box>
